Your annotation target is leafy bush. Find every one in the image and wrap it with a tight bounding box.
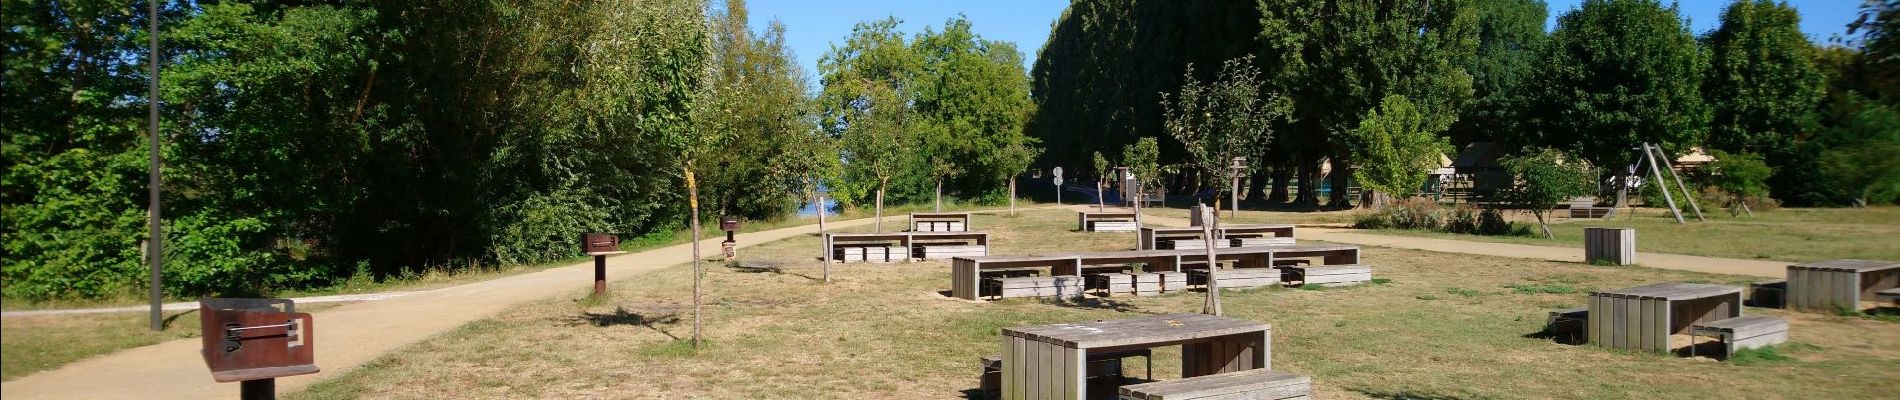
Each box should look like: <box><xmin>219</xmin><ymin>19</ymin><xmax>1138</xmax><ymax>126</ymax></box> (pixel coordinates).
<box><xmin>489</xmin><ymin>188</ymin><xmax>616</xmax><ymax>266</ymax></box>
<box><xmin>1354</xmin><ymin>198</ymin><xmax>1446</xmax><ymax>230</ymax></box>
<box><xmin>1445</xmin><ymin>204</ymin><xmax>1480</xmax><ymax>234</ymax></box>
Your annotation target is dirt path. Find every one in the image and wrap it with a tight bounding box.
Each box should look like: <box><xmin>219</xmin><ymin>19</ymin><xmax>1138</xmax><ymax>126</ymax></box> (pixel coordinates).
<box><xmin>1125</xmin><ymin>205</ymin><xmax>1784</xmax><ymax>278</ymax></box>
<box><xmin>1</xmin><ymin>292</ymin><xmax>420</xmax><ymax>318</ymax></box>
<box><xmin>0</xmin><ymin>207</ymin><xmax>1053</xmax><ymax>399</ymax></box>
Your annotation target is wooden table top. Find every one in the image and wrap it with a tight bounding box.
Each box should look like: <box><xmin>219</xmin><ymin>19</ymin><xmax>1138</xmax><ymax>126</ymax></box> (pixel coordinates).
<box><xmin>1591</xmin><ymin>282</ymin><xmax>1742</xmax><ymax>301</ymax></box>
<box><xmin>1003</xmin><ymin>313</ymin><xmax>1269</xmax><ymax>349</ymax></box>
<box><xmin>1789</xmin><ymin>259</ymin><xmax>1900</xmax><ymax>273</ymax></box>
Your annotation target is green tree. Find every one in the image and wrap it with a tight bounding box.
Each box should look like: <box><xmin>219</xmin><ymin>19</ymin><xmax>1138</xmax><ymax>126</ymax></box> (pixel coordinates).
<box><xmin>1092</xmin><ymin>151</ymin><xmax>1113</xmax><ymax>211</ymax></box>
<box><xmin>1162</xmin><ymin>56</ymin><xmax>1287</xmax><ymax>212</ymax></box>
<box><xmin>820</xmin><ymin>17</ymin><xmax>919</xmax><ymax>232</ymax></box>
<box><xmin>1815</xmin><ymin>96</ymin><xmax>1900</xmax><ymax>206</ymax></box>
<box><xmin>1703</xmin><ymin>150</ymin><xmax>1775</xmax><ymax>216</ymax></box>
<box><xmin>996</xmin><ymin>140</ymin><xmax>1041</xmax><ymax>215</ymax></box>
<box><xmin>1498</xmin><ymin>148</ymin><xmax>1599</xmax><ymax>238</ymax></box>
<box><xmin>1347</xmin><ymin>96</ymin><xmax>1452</xmax><ymax>205</ymax></box>
<box><xmin>912</xmin><ymin>16</ymin><xmax>1037</xmax><ymax>207</ymax></box>
<box><xmin>1450</xmin><ymin>0</ymin><xmax>1548</xmax><ymax>147</ymax></box>
<box><xmin>1702</xmin><ymin>0</ymin><xmax>1825</xmax><ymax>174</ymax></box>
<box><xmin>1530</xmin><ymin>0</ymin><xmax>1708</xmax><ymax>171</ymax></box>
<box><xmin>1257</xmin><ymin>0</ymin><xmax>1478</xmax><ymax>206</ymax></box>
<box><xmin>1849</xmin><ymin>0</ymin><xmax>1900</xmax><ymax>103</ymax></box>
<box><xmin>700</xmin><ymin>0</ymin><xmax>822</xmax><ymax>220</ymax></box>
<box><xmin>1122</xmin><ymin>137</ymin><xmax>1163</xmax><ymax>205</ymax></box>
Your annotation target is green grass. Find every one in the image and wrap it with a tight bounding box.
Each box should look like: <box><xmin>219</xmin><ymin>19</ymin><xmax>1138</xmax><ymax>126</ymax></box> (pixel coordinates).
<box><xmin>1362</xmin><ymin>206</ymin><xmax>1900</xmax><ymax>262</ymax></box>
<box><xmin>286</xmin><ymin>208</ymin><xmax>1900</xmax><ymax>399</ymax></box>
<box><xmin>0</xmin><ymin>303</ymin><xmax>337</xmax><ymax>381</ymax></box>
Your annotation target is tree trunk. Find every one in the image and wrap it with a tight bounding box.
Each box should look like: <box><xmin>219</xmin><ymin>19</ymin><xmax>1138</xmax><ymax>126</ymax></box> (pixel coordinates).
<box><xmin>1535</xmin><ymin>211</ymin><xmax>1553</xmax><ymax>239</ymax></box>
<box><xmin>875</xmin><ymin>183</ymin><xmax>885</xmax><ymax>232</ymax></box>
<box><xmin>813</xmin><ymin>176</ymin><xmax>828</xmax><ymax>283</ymax></box>
<box><xmin>1246</xmin><ymin>167</ymin><xmax>1269</xmax><ymax>202</ymax></box>
<box><xmin>1328</xmin><ymin>159</ymin><xmax>1352</xmax><ymax>208</ymax></box>
<box><xmin>934</xmin><ymin>178</ymin><xmax>942</xmax><ymax>212</ymax></box>
<box><xmin>1008</xmin><ymin>176</ymin><xmax>1017</xmax><ymax>216</ymax></box>
<box><xmin>686</xmin><ymin>167</ymin><xmax>703</xmax><ymax>347</ymax></box>
<box><xmin>1097</xmin><ymin>181</ymin><xmax>1106</xmax><ymax>212</ymax></box>
<box><xmin>1296</xmin><ymin>160</ymin><xmax>1317</xmax><ymax>207</ymax></box>
<box><xmin>1268</xmin><ymin>166</ymin><xmax>1290</xmax><ymax>203</ymax></box>
<box><xmin>1229</xmin><ymin>172</ymin><xmax>1240</xmax><ymax>218</ymax></box>
<box><xmin>1198</xmin><ymin>205</ymin><xmax>1223</xmax><ymax>316</ymax></box>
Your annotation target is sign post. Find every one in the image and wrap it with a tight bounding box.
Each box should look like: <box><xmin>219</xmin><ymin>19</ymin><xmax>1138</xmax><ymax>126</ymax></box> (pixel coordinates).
<box><xmin>1229</xmin><ymin>157</ymin><xmax>1248</xmax><ymax>218</ymax></box>
<box><xmin>1052</xmin><ymin>167</ymin><xmax>1065</xmax><ymax>205</ymax></box>
<box><xmin>199</xmin><ymin>298</ymin><xmax>318</xmax><ymax>400</ymax></box>
<box><xmin>582</xmin><ymin>233</ymin><xmax>625</xmax><ymax>296</ymax></box>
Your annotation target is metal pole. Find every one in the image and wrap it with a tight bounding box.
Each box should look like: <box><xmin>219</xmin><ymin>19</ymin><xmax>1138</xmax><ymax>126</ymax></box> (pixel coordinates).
<box><xmin>148</xmin><ymin>0</ymin><xmax>164</xmax><ymax>332</ymax></box>
<box><xmin>240</xmin><ymin>379</ymin><xmax>275</xmax><ymax>400</ymax></box>
<box><xmin>1651</xmin><ymin>145</ymin><xmax>1704</xmax><ymax>221</ymax></box>
<box><xmin>592</xmin><ymin>255</ymin><xmax>607</xmax><ymax>296</ymax></box>
<box><xmin>1643</xmin><ymin>144</ymin><xmax>1686</xmax><ymax>224</ymax></box>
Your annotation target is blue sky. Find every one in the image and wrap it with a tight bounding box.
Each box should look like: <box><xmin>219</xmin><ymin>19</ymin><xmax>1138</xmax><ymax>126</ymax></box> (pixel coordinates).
<box><xmin>741</xmin><ymin>0</ymin><xmax>1864</xmax><ymax>81</ymax></box>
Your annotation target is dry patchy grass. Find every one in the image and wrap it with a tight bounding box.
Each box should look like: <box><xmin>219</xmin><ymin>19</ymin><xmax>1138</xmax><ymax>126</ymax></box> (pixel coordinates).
<box><xmin>291</xmin><ymin>209</ymin><xmax>1900</xmax><ymax>399</ymax></box>
<box><xmin>1363</xmin><ymin>206</ymin><xmax>1900</xmax><ymax>262</ymax></box>
<box><xmin>1</xmin><ymin>303</ymin><xmax>338</xmax><ymax>381</ymax></box>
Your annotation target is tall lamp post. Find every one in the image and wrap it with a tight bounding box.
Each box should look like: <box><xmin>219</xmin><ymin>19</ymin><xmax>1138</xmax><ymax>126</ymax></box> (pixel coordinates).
<box><xmin>147</xmin><ymin>0</ymin><xmax>165</xmax><ymax>332</ymax></box>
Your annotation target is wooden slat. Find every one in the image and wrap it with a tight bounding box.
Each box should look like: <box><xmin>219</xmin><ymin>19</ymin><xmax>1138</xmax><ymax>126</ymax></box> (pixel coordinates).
<box><xmin>1061</xmin><ymin>347</ymin><xmax>1083</xmax><ymax>400</ymax></box>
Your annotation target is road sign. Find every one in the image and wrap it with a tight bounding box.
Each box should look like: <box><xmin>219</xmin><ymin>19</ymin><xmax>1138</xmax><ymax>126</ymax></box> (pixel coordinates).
<box><xmin>1052</xmin><ymin>167</ymin><xmax>1063</xmax><ymax>178</ymax></box>
<box><xmin>1054</xmin><ymin>176</ymin><xmax>1064</xmax><ymax>186</ymax></box>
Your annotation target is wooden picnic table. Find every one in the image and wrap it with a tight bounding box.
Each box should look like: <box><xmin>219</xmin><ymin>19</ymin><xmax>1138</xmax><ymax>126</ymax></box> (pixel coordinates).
<box><xmin>1137</xmin><ymin>224</ymin><xmax>1295</xmax><ymax>250</ymax></box>
<box><xmin>998</xmin><ymin>313</ymin><xmax>1271</xmax><ymax>400</ymax></box>
<box><xmin>950</xmin><ymin>245</ymin><xmax>1360</xmax><ymax>300</ymax></box>
<box><xmin>825</xmin><ymin>232</ymin><xmax>990</xmax><ymax>263</ymax></box>
<box><xmin>1786</xmin><ymin>259</ymin><xmax>1900</xmax><ymax>312</ymax></box>
<box><xmin>1588</xmin><ymin>282</ymin><xmax>1743</xmax><ymax>353</ymax></box>
<box><xmin>908</xmin><ymin>212</ymin><xmax>972</xmax><ymax>232</ymax></box>
<box><xmin>1076</xmin><ymin>211</ymin><xmax>1139</xmax><ymax>232</ymax></box>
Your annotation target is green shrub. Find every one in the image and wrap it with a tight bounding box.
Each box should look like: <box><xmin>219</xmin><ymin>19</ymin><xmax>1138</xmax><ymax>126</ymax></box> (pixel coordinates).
<box><xmin>1354</xmin><ymin>198</ymin><xmax>1446</xmax><ymax>230</ymax></box>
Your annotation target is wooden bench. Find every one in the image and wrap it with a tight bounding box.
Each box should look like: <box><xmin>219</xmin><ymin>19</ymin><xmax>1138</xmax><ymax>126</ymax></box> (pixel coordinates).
<box><xmin>1569</xmin><ymin>206</ymin><xmax>1612</xmax><ymax>218</ymax></box>
<box><xmin>1186</xmin><ymin>268</ymin><xmax>1280</xmax><ymax>290</ymax></box>
<box><xmin>986</xmin><ymin>275</ymin><xmax>1087</xmax><ymax>299</ymax></box>
<box><xmin>1233</xmin><ymin>237</ymin><xmax>1296</xmax><ymax>247</ymax></box>
<box><xmin>916</xmin><ymin>243</ymin><xmax>987</xmax><ymax>259</ymax></box>
<box><xmin>1787</xmin><ymin>259</ymin><xmax>1900</xmax><ymax>312</ymax></box>
<box><xmin>1168</xmin><ymin>239</ymin><xmax>1233</xmax><ymax>250</ymax></box>
<box><xmin>1879</xmin><ymin>288</ymin><xmax>1900</xmax><ymax>306</ymax></box>
<box><xmin>1545</xmin><ymin>307</ymin><xmax>1588</xmax><ymax>343</ymax></box>
<box><xmin>1281</xmin><ymin>265</ymin><xmax>1372</xmax><ymax>286</ymax></box>
<box><xmin>909</xmin><ymin>212</ymin><xmax>971</xmax><ymax>232</ymax></box>
<box><xmin>833</xmin><ymin>245</ymin><xmax>898</xmax><ymax>263</ymax></box>
<box><xmin>1747</xmin><ymin>279</ymin><xmax>1787</xmax><ymax>308</ymax></box>
<box><xmin>1690</xmin><ymin>315</ymin><xmax>1789</xmax><ymax>358</ymax></box>
<box><xmin>826</xmin><ymin>233</ymin><xmax>910</xmax><ymax>263</ymax></box>
<box><xmin>1079</xmin><ymin>211</ymin><xmax>1140</xmax><ymax>232</ymax></box>
<box><xmin>981</xmin><ymin>349</ymin><xmax>1153</xmax><ymax>399</ymax></box>
<box><xmin>1117</xmin><ymin>369</ymin><xmax>1311</xmax><ymax>400</ymax></box>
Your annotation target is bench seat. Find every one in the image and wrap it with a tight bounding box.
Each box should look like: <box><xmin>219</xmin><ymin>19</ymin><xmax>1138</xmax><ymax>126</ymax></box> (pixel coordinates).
<box><xmin>1186</xmin><ymin>268</ymin><xmax>1280</xmax><ymax>290</ymax></box>
<box><xmin>982</xmin><ymin>349</ymin><xmax>1154</xmax><ymax>398</ymax></box>
<box><xmin>1168</xmin><ymin>239</ymin><xmax>1234</xmax><ymax>250</ymax></box>
<box><xmin>833</xmin><ymin>246</ymin><xmax>898</xmax><ymax>263</ymax></box>
<box><xmin>1233</xmin><ymin>237</ymin><xmax>1296</xmax><ymax>247</ymax></box>
<box><xmin>914</xmin><ymin>221</ymin><xmax>967</xmax><ymax>232</ymax></box>
<box><xmin>1747</xmin><ymin>279</ymin><xmax>1787</xmax><ymax>308</ymax></box>
<box><xmin>1118</xmin><ymin>369</ymin><xmax>1310</xmax><ymax>400</ymax></box>
<box><xmin>1090</xmin><ymin>221</ymin><xmax>1139</xmax><ymax>232</ymax></box>
<box><xmin>1877</xmin><ymin>287</ymin><xmax>1900</xmax><ymax>302</ymax></box>
<box><xmin>1546</xmin><ymin>307</ymin><xmax>1588</xmax><ymax>342</ymax></box>
<box><xmin>1691</xmin><ymin>315</ymin><xmax>1789</xmax><ymax>357</ymax></box>
<box><xmin>1281</xmin><ymin>265</ymin><xmax>1372</xmax><ymax>286</ymax></box>
<box><xmin>917</xmin><ymin>244</ymin><xmax>987</xmax><ymax>260</ymax></box>
<box><xmin>986</xmin><ymin>276</ymin><xmax>1086</xmax><ymax>299</ymax></box>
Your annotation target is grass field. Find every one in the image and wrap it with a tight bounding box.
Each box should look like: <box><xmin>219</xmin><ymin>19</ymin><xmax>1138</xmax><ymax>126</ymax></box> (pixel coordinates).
<box><xmin>0</xmin><ymin>303</ymin><xmax>337</xmax><ymax>381</ymax></box>
<box><xmin>288</xmin><ymin>209</ymin><xmax>1900</xmax><ymax>399</ymax></box>
<box><xmin>1359</xmin><ymin>207</ymin><xmax>1900</xmax><ymax>262</ymax></box>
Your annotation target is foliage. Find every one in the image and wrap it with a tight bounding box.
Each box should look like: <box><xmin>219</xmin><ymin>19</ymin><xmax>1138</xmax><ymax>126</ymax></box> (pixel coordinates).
<box><xmin>698</xmin><ymin>1</ymin><xmax>822</xmax><ymax>220</ymax></box>
<box><xmin>1849</xmin><ymin>0</ymin><xmax>1900</xmax><ymax>103</ymax></box>
<box><xmin>1528</xmin><ymin>0</ymin><xmax>1708</xmax><ymax>170</ymax></box>
<box><xmin>1161</xmin><ymin>56</ymin><xmax>1286</xmax><ymax>190</ymax></box>
<box><xmin>1703</xmin><ymin>150</ymin><xmax>1775</xmax><ymax>215</ymax></box>
<box><xmin>1121</xmin><ymin>137</ymin><xmax>1163</xmax><ymax>196</ymax></box>
<box><xmin>1030</xmin><ymin>1</ymin><xmax>1264</xmax><ymax>173</ymax></box>
<box><xmin>911</xmin><ymin>16</ymin><xmax>1038</xmax><ymax>201</ymax></box>
<box><xmin>1353</xmin><ymin>198</ymin><xmax>1447</xmax><ymax>231</ymax></box>
<box><xmin>821</xmin><ymin>17</ymin><xmax>919</xmax><ymax>211</ymax></box>
<box><xmin>1257</xmin><ymin>0</ymin><xmax>1478</xmax><ymax>205</ymax></box>
<box><xmin>1498</xmin><ymin>148</ymin><xmax>1599</xmax><ymax>238</ymax></box>
<box><xmin>1703</xmin><ymin>0</ymin><xmax>1825</xmax><ymax>157</ymax></box>
<box><xmin>1449</xmin><ymin>0</ymin><xmax>1548</xmax><ymax>147</ymax></box>
<box><xmin>1346</xmin><ymin>95</ymin><xmax>1452</xmax><ymax>202</ymax></box>
<box><xmin>1815</xmin><ymin>97</ymin><xmax>1900</xmax><ymax>206</ymax></box>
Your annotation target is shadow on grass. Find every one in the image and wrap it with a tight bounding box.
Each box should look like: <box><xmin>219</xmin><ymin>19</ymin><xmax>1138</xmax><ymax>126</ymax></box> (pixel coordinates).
<box><xmin>566</xmin><ymin>306</ymin><xmax>682</xmax><ymax>340</ymax></box>
<box><xmin>161</xmin><ymin>308</ymin><xmax>199</xmax><ymax>330</ymax></box>
<box><xmin>1044</xmin><ymin>296</ymin><xmax>1151</xmax><ymax>314</ymax></box>
<box><xmin>1349</xmin><ymin>387</ymin><xmax>1471</xmax><ymax>400</ymax></box>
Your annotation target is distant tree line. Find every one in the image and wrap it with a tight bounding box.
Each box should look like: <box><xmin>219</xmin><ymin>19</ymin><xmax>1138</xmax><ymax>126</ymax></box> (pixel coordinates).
<box><xmin>2</xmin><ymin>0</ymin><xmax>1037</xmax><ymax>300</ymax></box>
<box><xmin>1031</xmin><ymin>0</ymin><xmax>1900</xmax><ymax>209</ymax></box>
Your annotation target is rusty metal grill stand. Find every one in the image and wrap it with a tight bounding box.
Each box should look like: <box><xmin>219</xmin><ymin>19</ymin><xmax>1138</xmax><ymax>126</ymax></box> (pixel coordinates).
<box><xmin>199</xmin><ymin>298</ymin><xmax>318</xmax><ymax>400</ymax></box>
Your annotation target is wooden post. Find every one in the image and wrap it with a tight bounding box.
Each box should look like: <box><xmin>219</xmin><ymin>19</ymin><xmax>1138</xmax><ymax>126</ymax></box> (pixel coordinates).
<box><xmin>874</xmin><ymin>184</ymin><xmax>885</xmax><ymax>233</ymax></box>
<box><xmin>687</xmin><ymin>168</ymin><xmax>702</xmax><ymax>347</ymax></box>
<box><xmin>935</xmin><ymin>178</ymin><xmax>942</xmax><ymax>212</ymax></box>
<box><xmin>240</xmin><ymin>379</ymin><xmax>275</xmax><ymax>400</ymax></box>
<box><xmin>1199</xmin><ymin>205</ymin><xmax>1223</xmax><ymax>316</ymax></box>
<box><xmin>1230</xmin><ymin>172</ymin><xmax>1240</xmax><ymax>218</ymax></box>
<box><xmin>1650</xmin><ymin>145</ymin><xmax>1704</xmax><ymax>221</ymax></box>
<box><xmin>592</xmin><ymin>255</ymin><xmax>607</xmax><ymax>296</ymax></box>
<box><xmin>147</xmin><ymin>0</ymin><xmax>163</xmax><ymax>332</ymax></box>
<box><xmin>1642</xmin><ymin>144</ymin><xmax>1685</xmax><ymax>224</ymax></box>
<box><xmin>1008</xmin><ymin>176</ymin><xmax>1017</xmax><ymax>216</ymax></box>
